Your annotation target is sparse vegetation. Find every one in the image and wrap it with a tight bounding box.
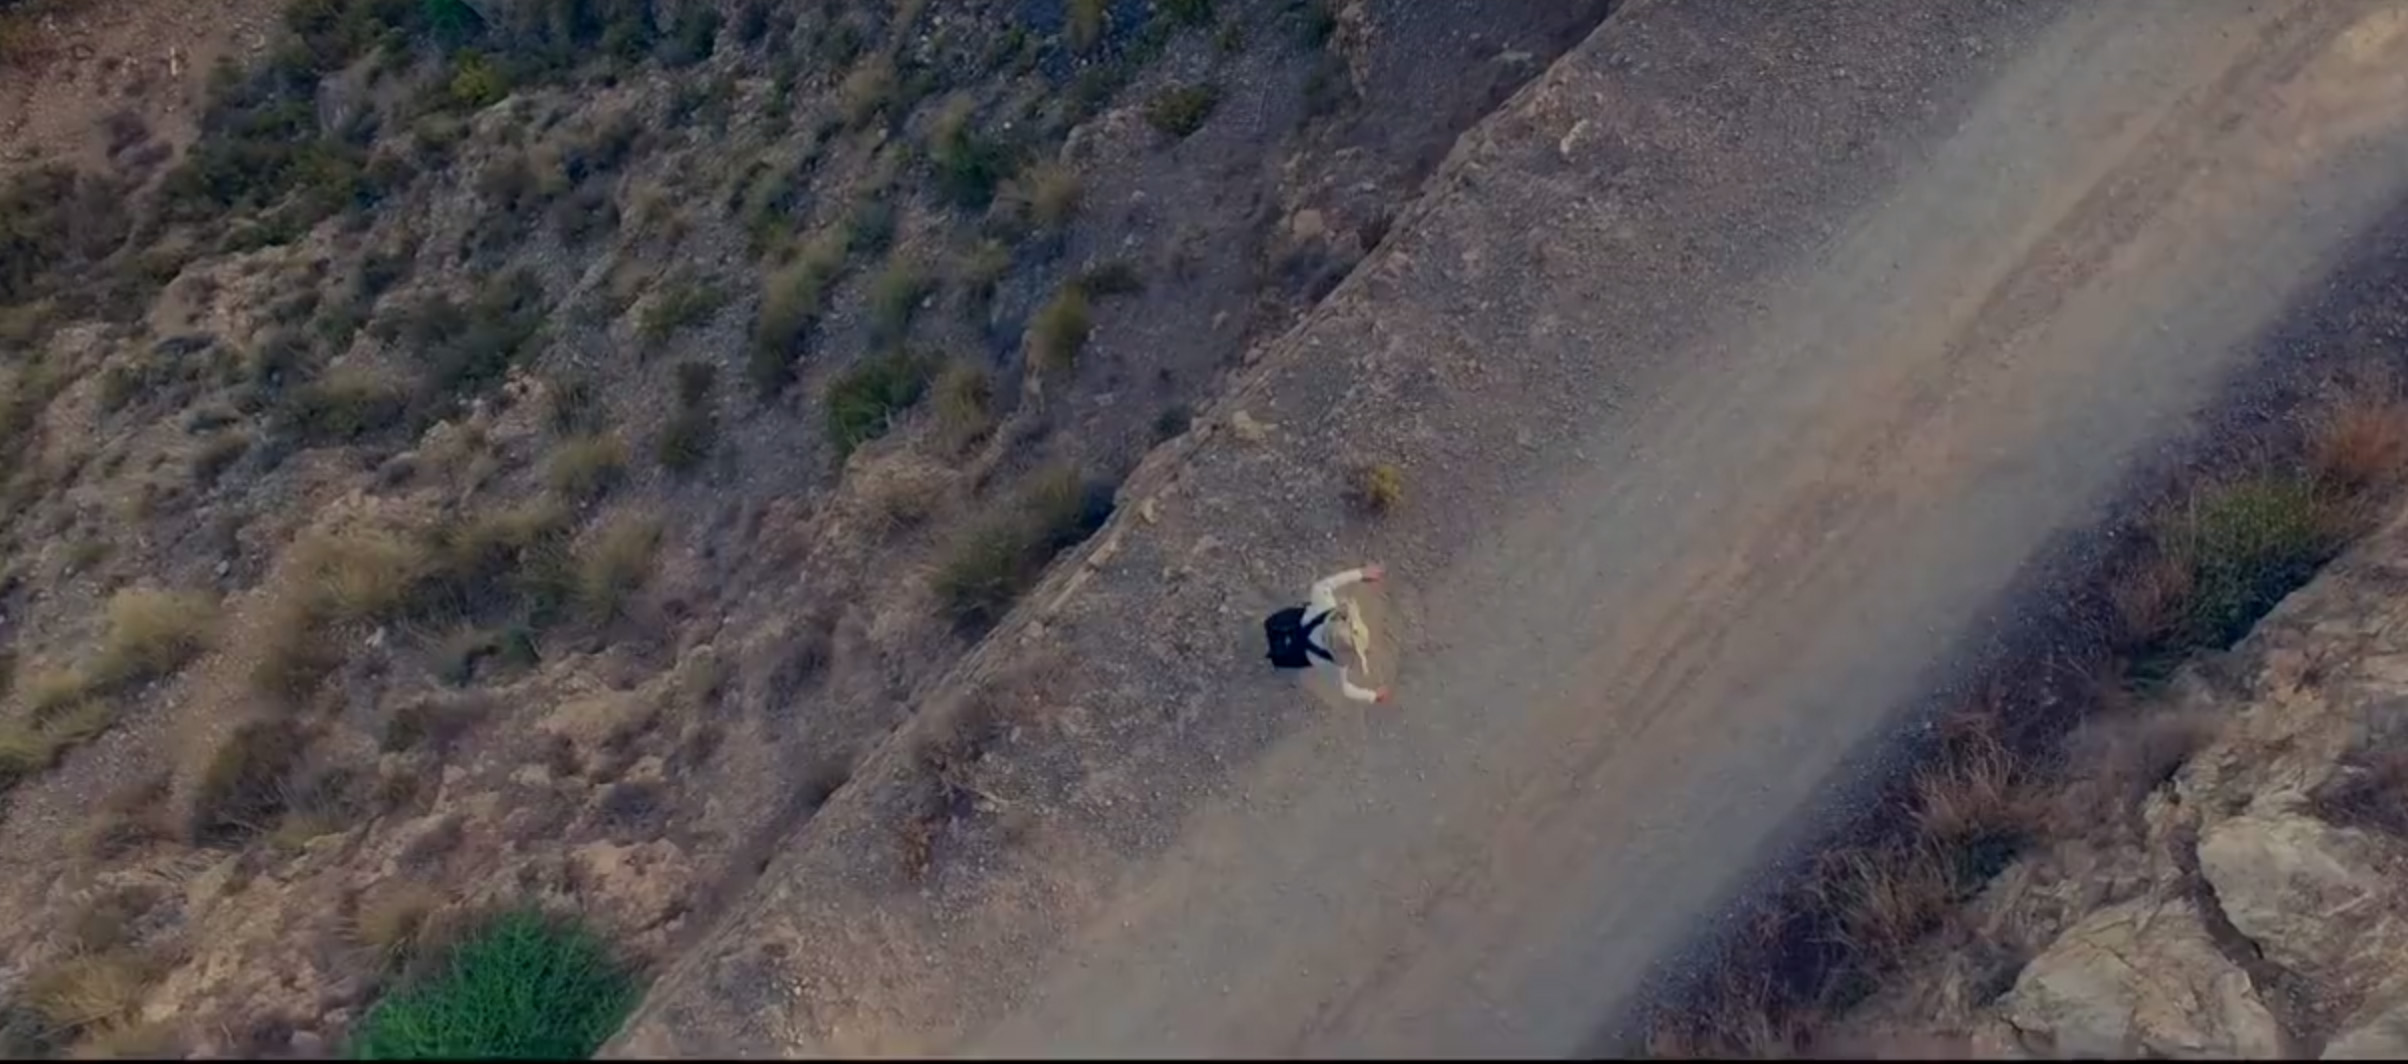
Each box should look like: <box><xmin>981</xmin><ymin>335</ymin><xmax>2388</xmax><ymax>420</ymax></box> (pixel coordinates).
<box><xmin>350</xmin><ymin>908</ymin><xmax>635</xmax><ymax>1061</ymax></box>
<box><xmin>1653</xmin><ymin>380</ymin><xmax>2408</xmax><ymax>1056</ymax></box>
<box><xmin>934</xmin><ymin>466</ymin><xmax>1116</xmax><ymax>627</ymax></box>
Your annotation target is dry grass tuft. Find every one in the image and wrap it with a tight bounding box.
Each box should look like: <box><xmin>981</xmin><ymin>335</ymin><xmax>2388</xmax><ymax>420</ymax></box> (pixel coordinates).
<box><xmin>23</xmin><ymin>950</ymin><xmax>155</xmax><ymax>1043</ymax></box>
<box><xmin>933</xmin><ymin>362</ymin><xmax>994</xmax><ymax>452</ymax></box>
<box><xmin>2308</xmin><ymin>392</ymin><xmax>2408</xmax><ymax>493</ymax></box>
<box><xmin>350</xmin><ymin>883</ymin><xmax>451</xmax><ymax>970</ymax></box>
<box><xmin>88</xmin><ymin>588</ymin><xmax>215</xmax><ymax>691</ymax></box>
<box><xmin>576</xmin><ymin>511</ymin><xmax>663</xmax><ymax>624</ymax></box>
<box><xmin>1027</xmin><ymin>284</ymin><xmax>1093</xmax><ymax>373</ymax></box>
<box><xmin>187</xmin><ymin>716</ymin><xmax>307</xmax><ymax>842</ymax></box>
<box><xmin>1349</xmin><ymin>462</ymin><xmax>1404</xmax><ymax>515</ymax></box>
<box><xmin>545</xmin><ymin>433</ymin><xmax>629</xmax><ymax>504</ymax></box>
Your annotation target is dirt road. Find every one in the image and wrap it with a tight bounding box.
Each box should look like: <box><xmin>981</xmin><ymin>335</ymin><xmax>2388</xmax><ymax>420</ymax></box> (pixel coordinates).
<box><xmin>614</xmin><ymin>1</ymin><xmax>2408</xmax><ymax>1056</ymax></box>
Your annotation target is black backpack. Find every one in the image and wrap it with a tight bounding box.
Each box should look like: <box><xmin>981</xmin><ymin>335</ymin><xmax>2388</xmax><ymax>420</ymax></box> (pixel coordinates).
<box><xmin>1264</xmin><ymin>606</ymin><xmax>1335</xmax><ymax>669</ymax></box>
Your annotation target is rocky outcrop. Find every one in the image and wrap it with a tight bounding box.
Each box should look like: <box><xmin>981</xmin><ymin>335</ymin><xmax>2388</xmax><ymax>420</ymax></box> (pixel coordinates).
<box><xmin>1856</xmin><ymin>501</ymin><xmax>2408</xmax><ymax>1059</ymax></box>
<box><xmin>2195</xmin><ymin>812</ymin><xmax>2404</xmax><ymax>986</ymax></box>
<box><xmin>2003</xmin><ymin>896</ymin><xmax>2283</xmax><ymax>1059</ymax></box>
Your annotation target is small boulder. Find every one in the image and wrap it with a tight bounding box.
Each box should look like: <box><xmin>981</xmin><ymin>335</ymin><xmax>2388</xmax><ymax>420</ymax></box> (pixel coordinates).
<box><xmin>2197</xmin><ymin>812</ymin><xmax>2392</xmax><ymax>979</ymax></box>
<box><xmin>2003</xmin><ymin>896</ymin><xmax>2282</xmax><ymax>1059</ymax></box>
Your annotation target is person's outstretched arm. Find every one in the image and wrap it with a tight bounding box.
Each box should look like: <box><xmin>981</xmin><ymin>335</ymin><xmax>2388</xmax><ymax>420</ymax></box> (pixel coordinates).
<box><xmin>1334</xmin><ymin>667</ymin><xmax>1390</xmax><ymax>704</ymax></box>
<box><xmin>1308</xmin><ymin>563</ymin><xmax>1384</xmax><ymax>613</ymax></box>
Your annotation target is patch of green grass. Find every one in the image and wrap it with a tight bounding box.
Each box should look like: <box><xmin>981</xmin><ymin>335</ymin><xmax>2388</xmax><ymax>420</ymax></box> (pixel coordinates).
<box><xmin>1027</xmin><ymin>284</ymin><xmax>1094</xmax><ymax>373</ymax></box>
<box><xmin>447</xmin><ymin>51</ymin><xmax>510</xmax><ymax>110</ymax></box>
<box><xmin>928</xmin><ymin>96</ymin><xmax>1014</xmax><ymax>210</ymax></box>
<box><xmin>826</xmin><ymin>352</ymin><xmax>933</xmax><ymax>458</ymax></box>
<box><xmin>2145</xmin><ymin>474</ymin><xmax>2351</xmax><ymax>665</ymax></box>
<box><xmin>351</xmin><ymin>908</ymin><xmax>635</xmax><ymax>1060</ymax></box>
<box><xmin>1145</xmin><ymin>83</ymin><xmax>1221</xmax><ymax>138</ymax></box>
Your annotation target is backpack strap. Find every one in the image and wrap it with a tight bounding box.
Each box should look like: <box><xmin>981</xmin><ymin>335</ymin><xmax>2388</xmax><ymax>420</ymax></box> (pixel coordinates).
<box><xmin>1300</xmin><ymin>610</ymin><xmax>1336</xmax><ymax>663</ymax></box>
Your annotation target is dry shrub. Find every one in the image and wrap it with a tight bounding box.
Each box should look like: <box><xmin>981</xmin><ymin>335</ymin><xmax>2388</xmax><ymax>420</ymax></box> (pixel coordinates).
<box><xmin>2307</xmin><ymin>392</ymin><xmax>2408</xmax><ymax>493</ymax></box>
<box><xmin>301</xmin><ymin>528</ymin><xmax>424</xmax><ymax>623</ymax></box>
<box><xmin>71</xmin><ymin>774</ymin><xmax>174</xmax><ymax>862</ymax></box>
<box><xmin>575</xmin><ymin>511</ymin><xmax>662</xmax><ymax>623</ymax></box>
<box><xmin>1911</xmin><ymin>733</ymin><xmax>2037</xmax><ymax>852</ymax></box>
<box><xmin>187</xmin><ymin>717</ymin><xmax>307</xmax><ymax>842</ymax></box>
<box><xmin>88</xmin><ymin>588</ymin><xmax>215</xmax><ymax>690</ymax></box>
<box><xmin>1349</xmin><ymin>462</ymin><xmax>1404</xmax><ymax>515</ymax></box>
<box><xmin>545</xmin><ymin>434</ymin><xmax>629</xmax><ymax>503</ymax></box>
<box><xmin>66</xmin><ymin>1018</ymin><xmax>182</xmax><ymax>1059</ymax></box>
<box><xmin>1026</xmin><ymin>284</ymin><xmax>1092</xmax><ymax>373</ymax></box>
<box><xmin>1810</xmin><ymin>843</ymin><xmax>1956</xmax><ymax>970</ymax></box>
<box><xmin>1009</xmin><ymin>161</ymin><xmax>1081</xmax><ymax>231</ymax></box>
<box><xmin>23</xmin><ymin>951</ymin><xmax>155</xmax><ymax>1043</ymax></box>
<box><xmin>2060</xmin><ymin>705</ymin><xmax>2217</xmax><ymax>826</ymax></box>
<box><xmin>933</xmin><ymin>362</ymin><xmax>994</xmax><ymax>452</ymax></box>
<box><xmin>350</xmin><ymin>883</ymin><xmax>451</xmax><ymax>970</ymax></box>
<box><xmin>22</xmin><ymin>665</ymin><xmax>88</xmax><ymax>719</ymax></box>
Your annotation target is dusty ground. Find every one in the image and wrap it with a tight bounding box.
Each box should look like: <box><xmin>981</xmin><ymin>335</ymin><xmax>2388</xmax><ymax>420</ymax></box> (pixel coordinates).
<box><xmin>614</xmin><ymin>0</ymin><xmax>2408</xmax><ymax>1056</ymax></box>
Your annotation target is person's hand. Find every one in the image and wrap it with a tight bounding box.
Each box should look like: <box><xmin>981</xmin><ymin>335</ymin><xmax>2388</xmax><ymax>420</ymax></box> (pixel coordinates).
<box><xmin>1375</xmin><ymin>688</ymin><xmax>1393</xmax><ymax>705</ymax></box>
<box><xmin>1363</xmin><ymin>563</ymin><xmax>1386</xmax><ymax>583</ymax></box>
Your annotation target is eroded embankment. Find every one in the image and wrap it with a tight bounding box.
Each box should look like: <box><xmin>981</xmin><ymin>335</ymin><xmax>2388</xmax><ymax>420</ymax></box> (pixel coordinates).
<box><xmin>1636</xmin><ymin>182</ymin><xmax>2408</xmax><ymax>1060</ymax></box>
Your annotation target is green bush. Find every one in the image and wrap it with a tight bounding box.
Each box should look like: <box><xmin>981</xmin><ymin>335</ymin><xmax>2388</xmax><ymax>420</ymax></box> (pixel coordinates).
<box><xmin>351</xmin><ymin>908</ymin><xmax>635</xmax><ymax>1060</ymax></box>
<box><xmin>2156</xmin><ymin>474</ymin><xmax>2349</xmax><ymax>658</ymax></box>
<box><xmin>1144</xmin><ymin>84</ymin><xmax>1221</xmax><ymax>138</ymax></box>
<box><xmin>283</xmin><ymin>369</ymin><xmax>409</xmax><ymax>443</ymax></box>
<box><xmin>1027</xmin><ymin>284</ymin><xmax>1093</xmax><ymax>372</ymax></box>
<box><xmin>750</xmin><ymin>233</ymin><xmax>848</xmax><ymax>394</ymax></box>
<box><xmin>826</xmin><ymin>352</ymin><xmax>932</xmax><ymax>457</ymax></box>
<box><xmin>934</xmin><ymin>466</ymin><xmax>1114</xmax><ymax>627</ymax></box>
<box><xmin>867</xmin><ymin>258</ymin><xmax>930</xmax><ymax>343</ymax></box>
<box><xmin>637</xmin><ymin>276</ymin><xmax>728</xmax><ymax>346</ymax></box>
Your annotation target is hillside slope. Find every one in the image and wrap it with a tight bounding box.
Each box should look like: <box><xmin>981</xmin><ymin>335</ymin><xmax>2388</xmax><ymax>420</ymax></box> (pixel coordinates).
<box><xmin>616</xmin><ymin>0</ymin><xmax>2408</xmax><ymax>1055</ymax></box>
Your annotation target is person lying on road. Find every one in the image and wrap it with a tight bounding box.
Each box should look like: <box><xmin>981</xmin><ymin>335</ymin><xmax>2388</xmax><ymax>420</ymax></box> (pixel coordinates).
<box><xmin>1263</xmin><ymin>564</ymin><xmax>1391</xmax><ymax>704</ymax></box>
